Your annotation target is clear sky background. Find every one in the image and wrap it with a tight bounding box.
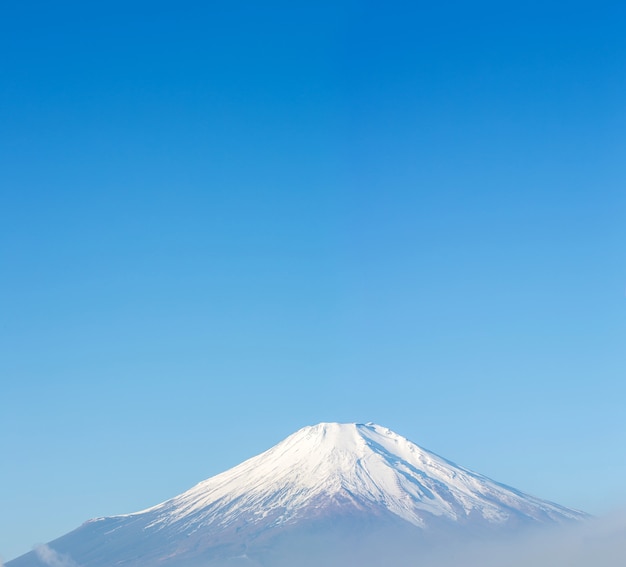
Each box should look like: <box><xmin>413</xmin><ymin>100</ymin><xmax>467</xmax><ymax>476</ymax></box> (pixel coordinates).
<box><xmin>1</xmin><ymin>0</ymin><xmax>625</xmax><ymax>561</ymax></box>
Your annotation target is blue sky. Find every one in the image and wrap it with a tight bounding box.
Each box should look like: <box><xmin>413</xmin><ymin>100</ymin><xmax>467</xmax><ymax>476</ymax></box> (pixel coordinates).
<box><xmin>1</xmin><ymin>0</ymin><xmax>625</xmax><ymax>561</ymax></box>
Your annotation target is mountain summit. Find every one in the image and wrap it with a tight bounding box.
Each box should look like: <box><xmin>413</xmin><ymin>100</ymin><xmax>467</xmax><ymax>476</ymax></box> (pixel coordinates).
<box><xmin>8</xmin><ymin>423</ymin><xmax>586</xmax><ymax>567</ymax></box>
<box><xmin>139</xmin><ymin>422</ymin><xmax>582</xmax><ymax>531</ymax></box>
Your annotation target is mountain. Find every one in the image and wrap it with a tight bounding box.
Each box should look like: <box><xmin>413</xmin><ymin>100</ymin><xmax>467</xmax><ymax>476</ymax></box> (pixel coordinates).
<box><xmin>8</xmin><ymin>422</ymin><xmax>587</xmax><ymax>567</ymax></box>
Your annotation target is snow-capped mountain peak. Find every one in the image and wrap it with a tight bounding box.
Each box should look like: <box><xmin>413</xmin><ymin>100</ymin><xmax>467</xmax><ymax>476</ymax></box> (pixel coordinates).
<box><xmin>8</xmin><ymin>422</ymin><xmax>588</xmax><ymax>567</ymax></box>
<box><xmin>131</xmin><ymin>422</ymin><xmax>584</xmax><ymax>533</ymax></box>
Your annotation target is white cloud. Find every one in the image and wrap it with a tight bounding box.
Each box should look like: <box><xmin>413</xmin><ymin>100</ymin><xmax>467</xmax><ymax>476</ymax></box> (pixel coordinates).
<box><xmin>33</xmin><ymin>545</ymin><xmax>78</xmax><ymax>567</ymax></box>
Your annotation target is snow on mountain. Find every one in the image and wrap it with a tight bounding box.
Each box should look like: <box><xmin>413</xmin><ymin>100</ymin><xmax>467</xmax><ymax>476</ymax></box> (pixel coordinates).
<box><xmin>7</xmin><ymin>422</ymin><xmax>587</xmax><ymax>567</ymax></box>
<box><xmin>133</xmin><ymin>422</ymin><xmax>583</xmax><ymax>531</ymax></box>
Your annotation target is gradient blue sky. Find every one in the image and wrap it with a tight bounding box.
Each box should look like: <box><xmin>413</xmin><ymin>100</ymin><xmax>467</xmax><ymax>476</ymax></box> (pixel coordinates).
<box><xmin>1</xmin><ymin>1</ymin><xmax>625</xmax><ymax>561</ymax></box>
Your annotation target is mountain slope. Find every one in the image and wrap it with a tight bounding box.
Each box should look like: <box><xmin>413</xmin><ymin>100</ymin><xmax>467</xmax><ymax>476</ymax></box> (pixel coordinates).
<box><xmin>8</xmin><ymin>423</ymin><xmax>587</xmax><ymax>567</ymax></box>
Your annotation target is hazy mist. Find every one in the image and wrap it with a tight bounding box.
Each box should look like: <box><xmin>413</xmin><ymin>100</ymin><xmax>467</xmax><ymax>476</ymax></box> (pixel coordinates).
<box><xmin>15</xmin><ymin>511</ymin><xmax>626</xmax><ymax>567</ymax></box>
